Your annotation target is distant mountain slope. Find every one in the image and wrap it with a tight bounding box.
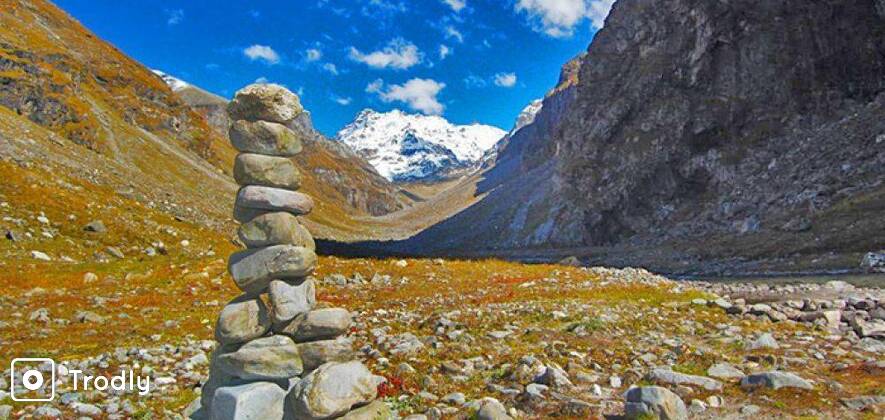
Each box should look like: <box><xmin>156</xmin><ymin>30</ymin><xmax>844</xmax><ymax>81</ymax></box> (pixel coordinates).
<box><xmin>336</xmin><ymin>109</ymin><xmax>505</xmax><ymax>182</ymax></box>
<box><xmin>0</xmin><ymin>0</ymin><xmax>410</xmax><ymax>243</ymax></box>
<box><xmin>364</xmin><ymin>0</ymin><xmax>885</xmax><ymax>275</ymax></box>
<box><xmin>153</xmin><ymin>71</ymin><xmax>413</xmax><ymax>221</ymax></box>
<box><xmin>152</xmin><ymin>70</ymin><xmax>230</xmax><ymax>136</ymax></box>
<box><xmin>0</xmin><ymin>0</ymin><xmax>234</xmax><ymax>170</ymax></box>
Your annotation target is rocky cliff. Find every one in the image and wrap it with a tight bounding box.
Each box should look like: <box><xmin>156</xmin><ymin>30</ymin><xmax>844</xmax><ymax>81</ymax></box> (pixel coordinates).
<box><xmin>383</xmin><ymin>0</ymin><xmax>885</xmax><ymax>275</ymax></box>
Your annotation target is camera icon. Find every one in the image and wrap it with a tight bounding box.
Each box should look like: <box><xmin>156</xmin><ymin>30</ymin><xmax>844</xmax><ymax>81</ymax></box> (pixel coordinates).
<box><xmin>10</xmin><ymin>358</ymin><xmax>56</xmax><ymax>402</ymax></box>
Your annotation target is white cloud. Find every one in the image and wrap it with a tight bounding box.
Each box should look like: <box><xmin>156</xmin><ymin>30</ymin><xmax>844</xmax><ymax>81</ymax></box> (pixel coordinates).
<box><xmin>442</xmin><ymin>0</ymin><xmax>466</xmax><ymax>12</ymax></box>
<box><xmin>331</xmin><ymin>94</ymin><xmax>352</xmax><ymax>105</ymax></box>
<box><xmin>254</xmin><ymin>76</ymin><xmax>269</xmax><ymax>84</ymax></box>
<box><xmin>349</xmin><ymin>39</ymin><xmax>422</xmax><ymax>70</ymax></box>
<box><xmin>166</xmin><ymin>9</ymin><xmax>184</xmax><ymax>25</ymax></box>
<box><xmin>322</xmin><ymin>63</ymin><xmax>339</xmax><ymax>75</ymax></box>
<box><xmin>306</xmin><ymin>48</ymin><xmax>322</xmax><ymax>62</ymax></box>
<box><xmin>587</xmin><ymin>0</ymin><xmax>615</xmax><ymax>29</ymax></box>
<box><xmin>439</xmin><ymin>45</ymin><xmax>451</xmax><ymax>60</ymax></box>
<box><xmin>494</xmin><ymin>72</ymin><xmax>518</xmax><ymax>88</ymax></box>
<box><xmin>515</xmin><ymin>0</ymin><xmax>613</xmax><ymax>38</ymax></box>
<box><xmin>444</xmin><ymin>26</ymin><xmax>464</xmax><ymax>43</ymax></box>
<box><xmin>366</xmin><ymin>79</ymin><xmax>384</xmax><ymax>93</ymax></box>
<box><xmin>370</xmin><ymin>78</ymin><xmax>446</xmax><ymax>115</ymax></box>
<box><xmin>243</xmin><ymin>45</ymin><xmax>280</xmax><ymax>64</ymax></box>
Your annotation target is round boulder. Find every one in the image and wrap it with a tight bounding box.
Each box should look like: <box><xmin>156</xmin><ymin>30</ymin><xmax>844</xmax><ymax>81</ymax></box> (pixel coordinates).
<box><xmin>227</xmin><ymin>83</ymin><xmax>303</xmax><ymax>124</ymax></box>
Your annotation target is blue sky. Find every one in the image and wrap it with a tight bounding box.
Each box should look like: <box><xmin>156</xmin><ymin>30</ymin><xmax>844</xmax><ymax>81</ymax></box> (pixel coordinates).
<box><xmin>54</xmin><ymin>0</ymin><xmax>613</xmax><ymax>136</ymax></box>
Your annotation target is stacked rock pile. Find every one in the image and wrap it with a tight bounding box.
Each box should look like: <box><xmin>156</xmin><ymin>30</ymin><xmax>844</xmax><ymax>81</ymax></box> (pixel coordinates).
<box><xmin>197</xmin><ymin>84</ymin><xmax>389</xmax><ymax>420</ymax></box>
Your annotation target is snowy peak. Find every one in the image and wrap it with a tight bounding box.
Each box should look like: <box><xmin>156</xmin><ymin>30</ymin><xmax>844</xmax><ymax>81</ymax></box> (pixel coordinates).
<box><xmin>151</xmin><ymin>69</ymin><xmax>190</xmax><ymax>91</ymax></box>
<box><xmin>510</xmin><ymin>99</ymin><xmax>543</xmax><ymax>136</ymax></box>
<box><xmin>336</xmin><ymin>109</ymin><xmax>505</xmax><ymax>182</ymax></box>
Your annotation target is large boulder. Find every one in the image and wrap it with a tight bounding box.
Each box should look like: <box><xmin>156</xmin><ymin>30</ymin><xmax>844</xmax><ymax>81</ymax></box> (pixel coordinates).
<box><xmin>212</xmin><ymin>381</ymin><xmax>286</xmax><ymax>420</ymax></box>
<box><xmin>269</xmin><ymin>279</ymin><xmax>316</xmax><ymax>325</ymax></box>
<box><xmin>288</xmin><ymin>361</ymin><xmax>383</xmax><ymax>420</ymax></box>
<box><xmin>227</xmin><ymin>84</ymin><xmax>303</xmax><ymax>124</ymax></box>
<box><xmin>278</xmin><ymin>308</ymin><xmax>352</xmax><ymax>342</ymax></box>
<box><xmin>234</xmin><ymin>154</ymin><xmax>301</xmax><ymax>190</ymax></box>
<box><xmin>238</xmin><ymin>212</ymin><xmax>315</xmax><ymax>250</ymax></box>
<box><xmin>740</xmin><ymin>371</ymin><xmax>813</xmax><ymax>390</ymax></box>
<box><xmin>230</xmin><ymin>120</ymin><xmax>302</xmax><ymax>156</ymax></box>
<box><xmin>297</xmin><ymin>337</ymin><xmax>356</xmax><ymax>373</ymax></box>
<box><xmin>235</xmin><ymin>186</ymin><xmax>314</xmax><ymax>220</ymax></box>
<box><xmin>215</xmin><ymin>295</ymin><xmax>271</xmax><ymax>345</ymax></box>
<box><xmin>216</xmin><ymin>335</ymin><xmax>303</xmax><ymax>381</ymax></box>
<box><xmin>229</xmin><ymin>245</ymin><xmax>317</xmax><ymax>295</ymax></box>
<box><xmin>624</xmin><ymin>386</ymin><xmax>688</xmax><ymax>420</ymax></box>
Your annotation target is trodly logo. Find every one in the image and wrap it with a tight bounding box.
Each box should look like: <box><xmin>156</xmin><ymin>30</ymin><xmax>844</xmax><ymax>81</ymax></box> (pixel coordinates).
<box><xmin>10</xmin><ymin>357</ymin><xmax>152</xmax><ymax>402</ymax></box>
<box><xmin>10</xmin><ymin>358</ymin><xmax>55</xmax><ymax>402</ymax></box>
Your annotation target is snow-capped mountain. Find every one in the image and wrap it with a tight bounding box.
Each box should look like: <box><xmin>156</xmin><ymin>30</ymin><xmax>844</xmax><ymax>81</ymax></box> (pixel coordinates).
<box><xmin>510</xmin><ymin>99</ymin><xmax>543</xmax><ymax>136</ymax></box>
<box><xmin>336</xmin><ymin>109</ymin><xmax>505</xmax><ymax>182</ymax></box>
<box><xmin>151</xmin><ymin>69</ymin><xmax>190</xmax><ymax>91</ymax></box>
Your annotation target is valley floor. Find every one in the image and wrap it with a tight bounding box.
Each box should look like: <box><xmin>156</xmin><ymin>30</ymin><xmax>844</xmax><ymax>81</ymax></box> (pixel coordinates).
<box><xmin>0</xmin><ymin>252</ymin><xmax>882</xmax><ymax>418</ymax></box>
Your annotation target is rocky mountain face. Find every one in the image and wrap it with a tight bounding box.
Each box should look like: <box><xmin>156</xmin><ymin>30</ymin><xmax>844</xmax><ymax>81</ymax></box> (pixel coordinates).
<box><xmin>336</xmin><ymin>109</ymin><xmax>505</xmax><ymax>182</ymax></box>
<box><xmin>550</xmin><ymin>0</ymin><xmax>885</xmax><ymax>272</ymax></box>
<box><xmin>387</xmin><ymin>0</ymin><xmax>885</xmax><ymax>274</ymax></box>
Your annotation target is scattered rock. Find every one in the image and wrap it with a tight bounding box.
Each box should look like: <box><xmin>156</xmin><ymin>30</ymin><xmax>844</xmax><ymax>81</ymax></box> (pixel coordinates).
<box><xmin>706</xmin><ymin>363</ymin><xmax>745</xmax><ymax>380</ymax></box>
<box><xmin>624</xmin><ymin>386</ymin><xmax>688</xmax><ymax>420</ymax></box>
<box><xmin>740</xmin><ymin>371</ymin><xmax>813</xmax><ymax>391</ymax></box>
<box><xmin>647</xmin><ymin>368</ymin><xmax>723</xmax><ymax>391</ymax></box>
<box><xmin>746</xmin><ymin>333</ymin><xmax>779</xmax><ymax>350</ymax></box>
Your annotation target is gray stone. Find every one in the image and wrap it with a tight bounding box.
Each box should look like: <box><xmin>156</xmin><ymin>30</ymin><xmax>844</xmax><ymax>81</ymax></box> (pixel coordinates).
<box><xmin>0</xmin><ymin>406</ymin><xmax>11</xmax><ymax>420</ymax></box>
<box><xmin>230</xmin><ymin>120</ymin><xmax>302</xmax><ymax>157</ymax></box>
<box><xmin>83</xmin><ymin>220</ymin><xmax>106</xmax><ymax>233</ymax></box>
<box><xmin>339</xmin><ymin>400</ymin><xmax>392</xmax><ymax>420</ymax></box>
<box><xmin>706</xmin><ymin>363</ymin><xmax>744</xmax><ymax>380</ymax></box>
<box><xmin>740</xmin><ymin>405</ymin><xmax>760</xmax><ymax>415</ymax></box>
<box><xmin>216</xmin><ymin>335</ymin><xmax>303</xmax><ymax>381</ymax></box>
<box><xmin>745</xmin><ymin>333</ymin><xmax>779</xmax><ymax>350</ymax></box>
<box><xmin>215</xmin><ymin>295</ymin><xmax>270</xmax><ymax>345</ymax></box>
<box><xmin>740</xmin><ymin>371</ymin><xmax>813</xmax><ymax>390</ymax></box>
<box><xmin>212</xmin><ymin>381</ymin><xmax>286</xmax><ymax>420</ymax></box>
<box><xmin>227</xmin><ymin>83</ymin><xmax>303</xmax><ymax>124</ymax></box>
<box><xmin>279</xmin><ymin>308</ymin><xmax>352</xmax><ymax>342</ymax></box>
<box><xmin>234</xmin><ymin>186</ymin><xmax>314</xmax><ymax>221</ymax></box>
<box><xmin>647</xmin><ymin>368</ymin><xmax>723</xmax><ymax>391</ymax></box>
<box><xmin>269</xmin><ymin>278</ymin><xmax>316</xmax><ymax>325</ymax></box>
<box><xmin>841</xmin><ymin>395</ymin><xmax>885</xmax><ymax>411</ymax></box>
<box><xmin>623</xmin><ymin>386</ymin><xmax>688</xmax><ymax>420</ymax></box>
<box><xmin>33</xmin><ymin>406</ymin><xmax>61</xmax><ymax>418</ymax></box>
<box><xmin>534</xmin><ymin>365</ymin><xmax>574</xmax><ymax>389</ymax></box>
<box><xmin>442</xmin><ymin>392</ymin><xmax>466</xmax><ymax>405</ymax></box>
<box><xmin>475</xmin><ymin>398</ymin><xmax>512</xmax><ymax>420</ymax></box>
<box><xmin>238</xmin><ymin>212</ymin><xmax>314</xmax><ymax>250</ymax></box>
<box><xmin>861</xmin><ymin>251</ymin><xmax>885</xmax><ymax>273</ymax></box>
<box><xmin>297</xmin><ymin>337</ymin><xmax>355</xmax><ymax>372</ymax></box>
<box><xmin>288</xmin><ymin>361</ymin><xmax>382</xmax><ymax>420</ymax></box>
<box><xmin>228</xmin><ymin>245</ymin><xmax>317</xmax><ymax>295</ymax></box>
<box><xmin>234</xmin><ymin>153</ymin><xmax>301</xmax><ymax>190</ymax></box>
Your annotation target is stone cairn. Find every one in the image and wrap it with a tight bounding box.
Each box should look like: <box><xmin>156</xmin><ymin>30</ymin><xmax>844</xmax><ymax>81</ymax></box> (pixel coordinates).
<box><xmin>196</xmin><ymin>84</ymin><xmax>389</xmax><ymax>420</ymax></box>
